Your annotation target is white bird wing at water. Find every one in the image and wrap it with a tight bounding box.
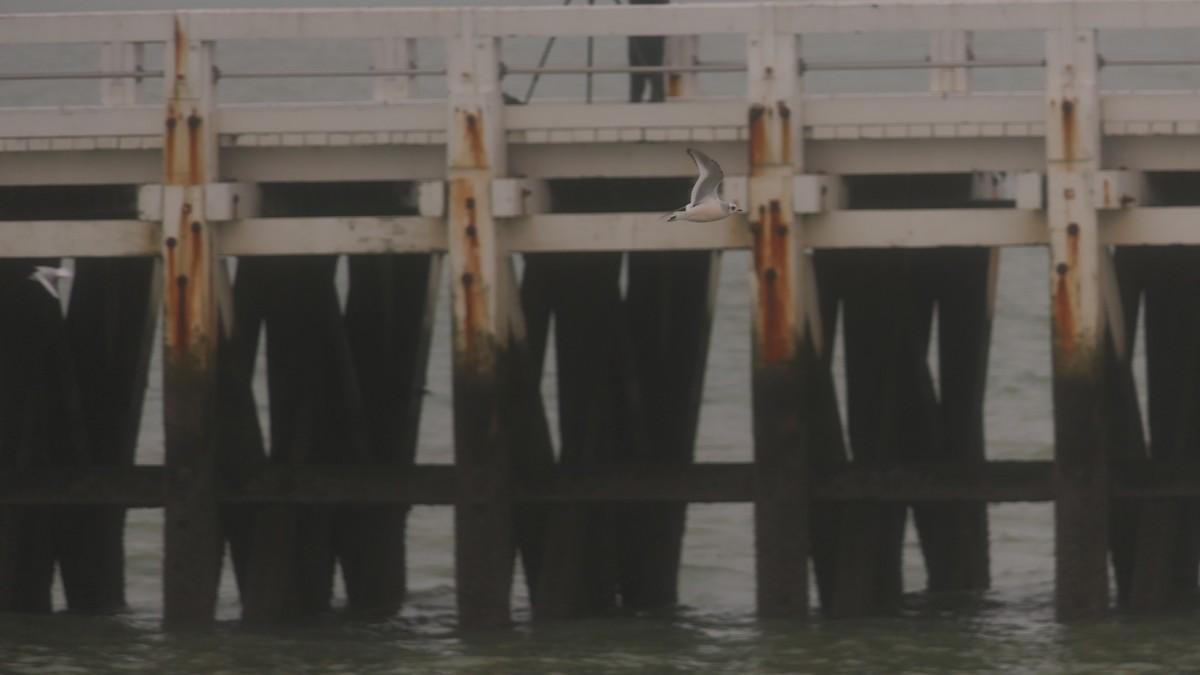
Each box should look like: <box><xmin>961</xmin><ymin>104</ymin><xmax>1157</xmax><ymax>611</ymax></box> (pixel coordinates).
<box><xmin>687</xmin><ymin>148</ymin><xmax>725</xmax><ymax>205</ymax></box>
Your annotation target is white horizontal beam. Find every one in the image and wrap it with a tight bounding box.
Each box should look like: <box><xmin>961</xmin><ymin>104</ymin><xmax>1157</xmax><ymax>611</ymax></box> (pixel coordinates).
<box><xmin>0</xmin><ymin>220</ymin><xmax>155</xmax><ymax>258</ymax></box>
<box><xmin>217</xmin><ymin>216</ymin><xmax>447</xmax><ymax>256</ymax></box>
<box><xmin>1101</xmin><ymin>208</ymin><xmax>1200</xmax><ymax>246</ymax></box>
<box><xmin>505</xmin><ymin>213</ymin><xmax>751</xmax><ymax>253</ymax></box>
<box><xmin>182</xmin><ymin>8</ymin><xmax>461</xmax><ymax>40</ymax></box>
<box><xmin>217</xmin><ymin>102</ymin><xmax>445</xmax><ymax>137</ymax></box>
<box><xmin>8</xmin><ymin>207</ymin><xmax>1200</xmax><ymax>259</ymax></box>
<box><xmin>0</xmin><ymin>106</ymin><xmax>160</xmax><ymax>139</ymax></box>
<box><xmin>0</xmin><ymin>12</ymin><xmax>173</xmax><ymax>44</ymax></box>
<box><xmin>5</xmin><ymin>2</ymin><xmax>1200</xmax><ymax>49</ymax></box>
<box><xmin>805</xmin><ymin>209</ymin><xmax>1049</xmax><ymax>248</ymax></box>
<box><xmin>506</xmin><ymin>101</ymin><xmax>744</xmax><ymax>132</ymax></box>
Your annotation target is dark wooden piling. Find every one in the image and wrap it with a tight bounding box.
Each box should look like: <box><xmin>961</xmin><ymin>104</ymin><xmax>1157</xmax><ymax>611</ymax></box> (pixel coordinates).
<box><xmin>919</xmin><ymin>248</ymin><xmax>996</xmax><ymax>592</ymax></box>
<box><xmin>620</xmin><ymin>250</ymin><xmax>718</xmax><ymax>610</ymax></box>
<box><xmin>1116</xmin><ymin>246</ymin><xmax>1200</xmax><ymax>609</ymax></box>
<box><xmin>831</xmin><ymin>250</ymin><xmax>911</xmax><ymax>616</ymax></box>
<box><xmin>214</xmin><ymin>256</ymin><xmax>270</xmax><ymax>604</ymax></box>
<box><xmin>533</xmin><ymin>253</ymin><xmax>623</xmax><ymax>619</ymax></box>
<box><xmin>0</xmin><ymin>260</ymin><xmax>63</xmax><ymax>613</ymax></box>
<box><xmin>339</xmin><ymin>252</ymin><xmax>441</xmax><ymax>614</ymax></box>
<box><xmin>59</xmin><ymin>257</ymin><xmax>159</xmax><ymax>612</ymax></box>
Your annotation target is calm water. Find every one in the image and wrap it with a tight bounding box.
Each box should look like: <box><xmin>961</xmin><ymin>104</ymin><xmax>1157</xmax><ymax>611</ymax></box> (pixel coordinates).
<box><xmin>3</xmin><ymin>0</ymin><xmax>1200</xmax><ymax>672</ymax></box>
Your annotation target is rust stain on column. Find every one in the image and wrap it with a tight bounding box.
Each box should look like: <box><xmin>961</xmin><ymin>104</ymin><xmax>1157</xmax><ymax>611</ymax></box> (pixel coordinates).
<box><xmin>752</xmin><ymin>200</ymin><xmax>793</xmax><ymax>364</ymax></box>
<box><xmin>452</xmin><ymin>178</ymin><xmax>487</xmax><ymax>361</ymax></box>
<box><xmin>749</xmin><ymin>104</ymin><xmax>769</xmax><ymax>170</ymax></box>
<box><xmin>1054</xmin><ymin>217</ymin><xmax>1082</xmax><ymax>365</ymax></box>
<box><xmin>1060</xmin><ymin>99</ymin><xmax>1076</xmax><ymax>166</ymax></box>
<box><xmin>778</xmin><ymin>101</ymin><xmax>792</xmax><ymax>167</ymax></box>
<box><xmin>454</xmin><ymin>107</ymin><xmax>488</xmax><ymax>169</ymax></box>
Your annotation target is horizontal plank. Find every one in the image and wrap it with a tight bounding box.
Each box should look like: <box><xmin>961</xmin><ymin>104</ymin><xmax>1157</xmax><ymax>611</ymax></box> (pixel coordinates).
<box><xmin>0</xmin><ymin>12</ymin><xmax>174</xmax><ymax>45</ymax></box>
<box><xmin>223</xmin><ymin>464</ymin><xmax>457</xmax><ymax>505</ymax></box>
<box><xmin>805</xmin><ymin>209</ymin><xmax>1049</xmax><ymax>248</ymax></box>
<box><xmin>6</xmin><ymin>2</ymin><xmax>1200</xmax><ymax>49</ymax></box>
<box><xmin>1101</xmin><ymin>207</ymin><xmax>1200</xmax><ymax>246</ymax></box>
<box><xmin>506</xmin><ymin>213</ymin><xmax>751</xmax><ymax>253</ymax></box>
<box><xmin>0</xmin><ymin>466</ymin><xmax>164</xmax><ymax>507</ymax></box>
<box><xmin>218</xmin><ymin>216</ymin><xmax>447</xmax><ymax>256</ymax></box>
<box><xmin>8</xmin><ymin>460</ymin><xmax>1200</xmax><ymax>507</ymax></box>
<box><xmin>0</xmin><ymin>220</ymin><xmax>156</xmax><ymax>258</ymax></box>
<box><xmin>0</xmin><ymin>106</ymin><xmax>161</xmax><ymax>139</ymax></box>
<box><xmin>218</xmin><ymin>102</ymin><xmax>446</xmax><ymax>137</ymax></box>
<box><xmin>815</xmin><ymin>461</ymin><xmax>1055</xmax><ymax>502</ymax></box>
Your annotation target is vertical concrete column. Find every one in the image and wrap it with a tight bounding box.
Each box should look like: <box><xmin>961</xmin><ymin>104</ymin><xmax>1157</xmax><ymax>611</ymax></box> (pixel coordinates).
<box><xmin>1045</xmin><ymin>25</ymin><xmax>1110</xmax><ymax>622</ymax></box>
<box><xmin>746</xmin><ymin>9</ymin><xmax>812</xmax><ymax>618</ymax></box>
<box><xmin>446</xmin><ymin>12</ymin><xmax>514</xmax><ymax>629</ymax></box>
<box><xmin>160</xmin><ymin>16</ymin><xmax>221</xmax><ymax>627</ymax></box>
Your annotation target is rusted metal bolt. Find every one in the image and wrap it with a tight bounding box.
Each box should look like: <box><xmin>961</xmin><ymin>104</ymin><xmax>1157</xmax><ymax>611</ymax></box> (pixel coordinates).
<box><xmin>1056</xmin><ymin>263</ymin><xmax>1069</xmax><ymax>276</ymax></box>
<box><xmin>1066</xmin><ymin>223</ymin><xmax>1079</xmax><ymax>236</ymax></box>
<box><xmin>165</xmin><ymin>117</ymin><xmax>177</xmax><ymax>130</ymax></box>
<box><xmin>165</xmin><ymin>236</ymin><xmax>178</xmax><ymax>249</ymax></box>
<box><xmin>748</xmin><ymin>222</ymin><xmax>761</xmax><ymax>235</ymax></box>
<box><xmin>177</xmin><ymin>274</ymin><xmax>188</xmax><ymax>288</ymax></box>
<box><xmin>466</xmin><ymin>113</ymin><xmax>477</xmax><ymax>128</ymax></box>
<box><xmin>461</xmin><ymin>272</ymin><xmax>474</xmax><ymax>286</ymax></box>
<box><xmin>465</xmin><ymin>224</ymin><xmax>477</xmax><ymax>237</ymax></box>
<box><xmin>775</xmin><ymin>224</ymin><xmax>788</xmax><ymax>236</ymax></box>
<box><xmin>1061</xmin><ymin>100</ymin><xmax>1074</xmax><ymax>114</ymax></box>
<box><xmin>465</xmin><ymin>197</ymin><xmax>476</xmax><ymax>210</ymax></box>
<box><xmin>191</xmin><ymin>221</ymin><xmax>202</xmax><ymax>234</ymax></box>
<box><xmin>187</xmin><ymin>113</ymin><xmax>201</xmax><ymax>129</ymax></box>
<box><xmin>764</xmin><ymin>267</ymin><xmax>777</xmax><ymax>282</ymax></box>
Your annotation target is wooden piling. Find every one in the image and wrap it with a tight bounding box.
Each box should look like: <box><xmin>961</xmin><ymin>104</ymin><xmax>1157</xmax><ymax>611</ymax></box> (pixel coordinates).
<box><xmin>59</xmin><ymin>257</ymin><xmax>159</xmax><ymax>613</ymax></box>
<box><xmin>339</xmin><ymin>252</ymin><xmax>442</xmax><ymax>614</ymax></box>
<box><xmin>620</xmin><ymin>250</ymin><xmax>718</xmax><ymax>610</ymax></box>
<box><xmin>160</xmin><ymin>18</ymin><xmax>222</xmax><ymax>627</ymax></box>
<box><xmin>919</xmin><ymin>248</ymin><xmax>996</xmax><ymax>592</ymax></box>
<box><xmin>1045</xmin><ymin>26</ymin><xmax>1111</xmax><ymax>621</ymax></box>
<box><xmin>0</xmin><ymin>260</ymin><xmax>62</xmax><ymax>613</ymax></box>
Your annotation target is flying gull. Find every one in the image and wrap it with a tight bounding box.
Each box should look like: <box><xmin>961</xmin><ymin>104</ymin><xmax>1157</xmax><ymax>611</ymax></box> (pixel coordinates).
<box><xmin>28</xmin><ymin>265</ymin><xmax>71</xmax><ymax>300</ymax></box>
<box><xmin>664</xmin><ymin>148</ymin><xmax>743</xmax><ymax>222</ymax></box>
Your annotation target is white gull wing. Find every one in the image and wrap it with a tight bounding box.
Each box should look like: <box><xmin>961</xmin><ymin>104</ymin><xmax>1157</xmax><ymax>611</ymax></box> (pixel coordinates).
<box><xmin>687</xmin><ymin>148</ymin><xmax>725</xmax><ymax>206</ymax></box>
<box><xmin>28</xmin><ymin>266</ymin><xmax>71</xmax><ymax>299</ymax></box>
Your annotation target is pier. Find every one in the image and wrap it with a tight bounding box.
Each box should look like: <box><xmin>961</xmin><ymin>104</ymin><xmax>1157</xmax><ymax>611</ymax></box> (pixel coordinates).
<box><xmin>4</xmin><ymin>0</ymin><xmax>1200</xmax><ymax>627</ymax></box>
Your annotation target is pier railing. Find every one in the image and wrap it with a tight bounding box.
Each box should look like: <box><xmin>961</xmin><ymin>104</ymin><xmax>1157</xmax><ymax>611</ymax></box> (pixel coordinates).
<box><xmin>5</xmin><ymin>0</ymin><xmax>1200</xmax><ymax>627</ymax></box>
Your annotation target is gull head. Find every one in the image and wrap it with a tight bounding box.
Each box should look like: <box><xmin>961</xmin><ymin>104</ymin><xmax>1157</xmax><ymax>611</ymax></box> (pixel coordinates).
<box><xmin>726</xmin><ymin>202</ymin><xmax>743</xmax><ymax>214</ymax></box>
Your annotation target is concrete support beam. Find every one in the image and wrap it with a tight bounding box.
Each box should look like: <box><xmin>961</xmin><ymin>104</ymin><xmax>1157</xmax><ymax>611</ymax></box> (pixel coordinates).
<box><xmin>1045</xmin><ymin>25</ymin><xmax>1111</xmax><ymax>622</ymax></box>
<box><xmin>446</xmin><ymin>20</ymin><xmax>515</xmax><ymax>629</ymax></box>
<box><xmin>746</xmin><ymin>11</ymin><xmax>813</xmax><ymax>619</ymax></box>
<box><xmin>160</xmin><ymin>17</ymin><xmax>221</xmax><ymax>627</ymax></box>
